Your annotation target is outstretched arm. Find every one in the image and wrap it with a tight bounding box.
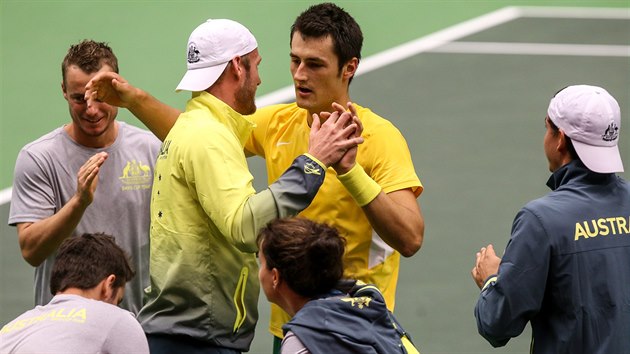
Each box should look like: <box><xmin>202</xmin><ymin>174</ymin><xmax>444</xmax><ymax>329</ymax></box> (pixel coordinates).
<box><xmin>17</xmin><ymin>152</ymin><xmax>107</xmax><ymax>266</ymax></box>
<box><xmin>85</xmin><ymin>72</ymin><xmax>181</xmax><ymax>141</ymax></box>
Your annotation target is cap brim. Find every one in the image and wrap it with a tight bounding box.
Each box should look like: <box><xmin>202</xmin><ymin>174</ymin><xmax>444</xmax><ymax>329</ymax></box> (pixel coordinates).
<box><xmin>175</xmin><ymin>62</ymin><xmax>229</xmax><ymax>92</ymax></box>
<box><xmin>573</xmin><ymin>140</ymin><xmax>624</xmax><ymax>173</ymax></box>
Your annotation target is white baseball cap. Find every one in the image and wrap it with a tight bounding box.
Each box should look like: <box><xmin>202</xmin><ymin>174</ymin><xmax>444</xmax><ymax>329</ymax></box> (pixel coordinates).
<box><xmin>176</xmin><ymin>19</ymin><xmax>258</xmax><ymax>92</ymax></box>
<box><xmin>547</xmin><ymin>85</ymin><xmax>623</xmax><ymax>173</ymax></box>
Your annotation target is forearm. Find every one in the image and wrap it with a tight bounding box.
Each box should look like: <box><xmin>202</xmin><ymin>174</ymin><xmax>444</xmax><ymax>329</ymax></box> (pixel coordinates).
<box><xmin>337</xmin><ymin>164</ymin><xmax>423</xmax><ymax>257</ymax></box>
<box><xmin>229</xmin><ymin>154</ymin><xmax>327</xmax><ymax>253</ymax></box>
<box><xmin>474</xmin><ymin>284</ymin><xmax>523</xmax><ymax>348</ymax></box>
<box><xmin>17</xmin><ymin>196</ymin><xmax>88</xmax><ymax>266</ymax></box>
<box><xmin>127</xmin><ymin>89</ymin><xmax>180</xmax><ymax>141</ymax></box>
<box><xmin>362</xmin><ymin>191</ymin><xmax>424</xmax><ymax>257</ymax></box>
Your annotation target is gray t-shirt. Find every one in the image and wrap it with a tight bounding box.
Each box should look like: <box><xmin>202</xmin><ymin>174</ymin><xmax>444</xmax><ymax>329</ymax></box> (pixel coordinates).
<box><xmin>9</xmin><ymin>122</ymin><xmax>161</xmax><ymax>313</ymax></box>
<box><xmin>0</xmin><ymin>294</ymin><xmax>149</xmax><ymax>353</ymax></box>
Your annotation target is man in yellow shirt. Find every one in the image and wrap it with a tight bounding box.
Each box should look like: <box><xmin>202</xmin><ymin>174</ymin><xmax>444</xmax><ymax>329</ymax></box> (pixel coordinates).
<box><xmin>247</xmin><ymin>5</ymin><xmax>423</xmax><ymax>350</ymax></box>
<box><xmin>86</xmin><ymin>4</ymin><xmax>424</xmax><ymax>352</ymax></box>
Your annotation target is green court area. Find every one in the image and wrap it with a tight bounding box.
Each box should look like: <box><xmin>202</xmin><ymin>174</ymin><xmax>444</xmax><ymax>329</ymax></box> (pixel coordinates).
<box><xmin>1</xmin><ymin>2</ymin><xmax>629</xmax><ymax>353</ymax></box>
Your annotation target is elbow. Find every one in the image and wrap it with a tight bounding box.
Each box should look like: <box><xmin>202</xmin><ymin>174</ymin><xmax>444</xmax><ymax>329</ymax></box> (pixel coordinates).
<box><xmin>21</xmin><ymin>249</ymin><xmax>43</xmax><ymax>267</ymax></box>
<box><xmin>18</xmin><ymin>237</ymin><xmax>44</xmax><ymax>267</ymax></box>
<box><xmin>399</xmin><ymin>232</ymin><xmax>423</xmax><ymax>257</ymax></box>
<box><xmin>399</xmin><ymin>239</ymin><xmax>421</xmax><ymax>257</ymax></box>
<box><xmin>400</xmin><ymin>224</ymin><xmax>423</xmax><ymax>257</ymax></box>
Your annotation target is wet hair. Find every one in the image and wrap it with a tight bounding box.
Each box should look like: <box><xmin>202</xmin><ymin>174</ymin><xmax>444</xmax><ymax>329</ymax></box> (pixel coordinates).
<box><xmin>50</xmin><ymin>233</ymin><xmax>135</xmax><ymax>295</ymax></box>
<box><xmin>61</xmin><ymin>40</ymin><xmax>119</xmax><ymax>86</ymax></box>
<box><xmin>291</xmin><ymin>3</ymin><xmax>363</xmax><ymax>81</ymax></box>
<box><xmin>257</xmin><ymin>217</ymin><xmax>345</xmax><ymax>298</ymax></box>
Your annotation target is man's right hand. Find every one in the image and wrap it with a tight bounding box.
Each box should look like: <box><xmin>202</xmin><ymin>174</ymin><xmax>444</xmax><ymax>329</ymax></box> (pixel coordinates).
<box><xmin>85</xmin><ymin>72</ymin><xmax>138</xmax><ymax>109</ymax></box>
<box><xmin>308</xmin><ymin>110</ymin><xmax>364</xmax><ymax>167</ymax></box>
<box><xmin>76</xmin><ymin>152</ymin><xmax>108</xmax><ymax>206</ymax></box>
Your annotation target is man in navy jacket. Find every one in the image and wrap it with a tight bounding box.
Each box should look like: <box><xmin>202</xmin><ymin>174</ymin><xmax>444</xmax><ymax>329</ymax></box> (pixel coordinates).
<box><xmin>471</xmin><ymin>85</ymin><xmax>630</xmax><ymax>354</ymax></box>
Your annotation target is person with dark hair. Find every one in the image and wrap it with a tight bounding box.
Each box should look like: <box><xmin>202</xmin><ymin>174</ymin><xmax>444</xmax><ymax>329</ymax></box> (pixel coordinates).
<box><xmin>0</xmin><ymin>233</ymin><xmax>149</xmax><ymax>353</ymax></box>
<box><xmin>8</xmin><ymin>40</ymin><xmax>160</xmax><ymax>314</ymax></box>
<box><xmin>471</xmin><ymin>85</ymin><xmax>630</xmax><ymax>353</ymax></box>
<box><xmin>85</xmin><ymin>5</ymin><xmax>424</xmax><ymax>350</ymax></box>
<box><xmin>250</xmin><ymin>5</ymin><xmax>424</xmax><ymax>349</ymax></box>
<box><xmin>257</xmin><ymin>217</ymin><xmax>420</xmax><ymax>354</ymax></box>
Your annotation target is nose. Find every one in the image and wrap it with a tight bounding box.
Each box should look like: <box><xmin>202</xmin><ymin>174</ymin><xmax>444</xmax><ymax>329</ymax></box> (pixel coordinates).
<box><xmin>85</xmin><ymin>101</ymin><xmax>100</xmax><ymax>117</ymax></box>
<box><xmin>293</xmin><ymin>63</ymin><xmax>306</xmax><ymax>82</ymax></box>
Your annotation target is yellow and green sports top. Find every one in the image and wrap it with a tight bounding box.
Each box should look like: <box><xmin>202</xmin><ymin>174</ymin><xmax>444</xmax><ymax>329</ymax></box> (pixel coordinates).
<box><xmin>246</xmin><ymin>102</ymin><xmax>422</xmax><ymax>338</ymax></box>
<box><xmin>138</xmin><ymin>93</ymin><xmax>327</xmax><ymax>351</ymax></box>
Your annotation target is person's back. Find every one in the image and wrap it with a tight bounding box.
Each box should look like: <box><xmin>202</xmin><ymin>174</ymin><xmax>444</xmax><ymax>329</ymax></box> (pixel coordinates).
<box><xmin>0</xmin><ymin>232</ymin><xmax>149</xmax><ymax>354</ymax></box>
<box><xmin>522</xmin><ymin>161</ymin><xmax>630</xmax><ymax>352</ymax></box>
<box><xmin>472</xmin><ymin>85</ymin><xmax>630</xmax><ymax>354</ymax></box>
<box><xmin>257</xmin><ymin>217</ymin><xmax>420</xmax><ymax>354</ymax></box>
<box><xmin>284</xmin><ymin>281</ymin><xmax>418</xmax><ymax>354</ymax></box>
<box><xmin>0</xmin><ymin>294</ymin><xmax>146</xmax><ymax>353</ymax></box>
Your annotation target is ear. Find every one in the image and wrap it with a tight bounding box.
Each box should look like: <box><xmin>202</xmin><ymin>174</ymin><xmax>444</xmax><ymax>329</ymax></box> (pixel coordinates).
<box><xmin>271</xmin><ymin>268</ymin><xmax>281</xmax><ymax>290</ymax></box>
<box><xmin>556</xmin><ymin>130</ymin><xmax>568</xmax><ymax>153</ymax></box>
<box><xmin>61</xmin><ymin>81</ymin><xmax>68</xmax><ymax>100</ymax></box>
<box><xmin>99</xmin><ymin>274</ymin><xmax>117</xmax><ymax>301</ymax></box>
<box><xmin>230</xmin><ymin>56</ymin><xmax>244</xmax><ymax>79</ymax></box>
<box><xmin>342</xmin><ymin>57</ymin><xmax>359</xmax><ymax>81</ymax></box>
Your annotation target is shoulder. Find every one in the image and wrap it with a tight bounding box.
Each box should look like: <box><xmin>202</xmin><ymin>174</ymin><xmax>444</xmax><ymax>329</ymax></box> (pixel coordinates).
<box><xmin>354</xmin><ymin>105</ymin><xmax>409</xmax><ymax>150</ymax></box>
<box><xmin>118</xmin><ymin>122</ymin><xmax>161</xmax><ymax>146</ymax></box>
<box><xmin>20</xmin><ymin>128</ymin><xmax>67</xmax><ymax>153</ymax></box>
<box><xmin>250</xmin><ymin>103</ymin><xmax>301</xmax><ymax>125</ymax></box>
<box><xmin>354</xmin><ymin>105</ymin><xmax>398</xmax><ymax>132</ymax></box>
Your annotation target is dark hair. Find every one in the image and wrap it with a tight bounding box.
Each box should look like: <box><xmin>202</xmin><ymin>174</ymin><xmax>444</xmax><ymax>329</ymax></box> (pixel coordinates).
<box><xmin>291</xmin><ymin>3</ymin><xmax>363</xmax><ymax>81</ymax></box>
<box><xmin>547</xmin><ymin>117</ymin><xmax>579</xmax><ymax>160</ymax></box>
<box><xmin>62</xmin><ymin>40</ymin><xmax>119</xmax><ymax>86</ymax></box>
<box><xmin>50</xmin><ymin>233</ymin><xmax>135</xmax><ymax>295</ymax></box>
<box><xmin>257</xmin><ymin>217</ymin><xmax>345</xmax><ymax>298</ymax></box>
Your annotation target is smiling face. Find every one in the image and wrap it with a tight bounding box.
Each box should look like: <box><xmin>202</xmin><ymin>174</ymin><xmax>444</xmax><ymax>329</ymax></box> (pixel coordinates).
<box><xmin>62</xmin><ymin>64</ymin><xmax>118</xmax><ymax>148</ymax></box>
<box><xmin>290</xmin><ymin>32</ymin><xmax>356</xmax><ymax>119</ymax></box>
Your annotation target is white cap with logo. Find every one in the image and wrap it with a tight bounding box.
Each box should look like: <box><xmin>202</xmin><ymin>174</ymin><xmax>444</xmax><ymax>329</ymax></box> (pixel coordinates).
<box><xmin>176</xmin><ymin>19</ymin><xmax>258</xmax><ymax>92</ymax></box>
<box><xmin>547</xmin><ymin>85</ymin><xmax>623</xmax><ymax>173</ymax></box>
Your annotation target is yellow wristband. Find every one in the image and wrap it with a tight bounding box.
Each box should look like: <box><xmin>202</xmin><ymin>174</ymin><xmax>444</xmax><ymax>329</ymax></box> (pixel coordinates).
<box><xmin>337</xmin><ymin>163</ymin><xmax>381</xmax><ymax>207</ymax></box>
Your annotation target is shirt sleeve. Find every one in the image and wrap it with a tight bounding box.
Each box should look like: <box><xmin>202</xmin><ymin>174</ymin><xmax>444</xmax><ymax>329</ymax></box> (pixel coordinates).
<box><xmin>281</xmin><ymin>331</ymin><xmax>311</xmax><ymax>354</ymax></box>
<box><xmin>360</xmin><ymin>118</ymin><xmax>422</xmax><ymax>197</ymax></box>
<box><xmin>9</xmin><ymin>148</ymin><xmax>56</xmax><ymax>225</ymax></box>
<box><xmin>189</xmin><ymin>124</ymin><xmax>326</xmax><ymax>254</ymax></box>
<box><xmin>102</xmin><ymin>313</ymin><xmax>150</xmax><ymax>354</ymax></box>
<box><xmin>474</xmin><ymin>207</ymin><xmax>551</xmax><ymax>347</ymax></box>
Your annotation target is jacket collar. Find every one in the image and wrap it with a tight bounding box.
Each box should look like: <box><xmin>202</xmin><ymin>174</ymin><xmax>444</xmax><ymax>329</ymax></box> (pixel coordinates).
<box><xmin>187</xmin><ymin>91</ymin><xmax>255</xmax><ymax>146</ymax></box>
<box><xmin>546</xmin><ymin>159</ymin><xmax>615</xmax><ymax>191</ymax></box>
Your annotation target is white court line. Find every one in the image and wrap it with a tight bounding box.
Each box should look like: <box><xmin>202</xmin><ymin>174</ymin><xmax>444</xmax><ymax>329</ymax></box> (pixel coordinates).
<box><xmin>430</xmin><ymin>42</ymin><xmax>630</xmax><ymax>57</ymax></box>
<box><xmin>2</xmin><ymin>6</ymin><xmax>628</xmax><ymax>205</ymax></box>
<box><xmin>0</xmin><ymin>188</ymin><xmax>11</xmax><ymax>206</ymax></box>
<box><xmin>518</xmin><ymin>6</ymin><xmax>630</xmax><ymax>19</ymax></box>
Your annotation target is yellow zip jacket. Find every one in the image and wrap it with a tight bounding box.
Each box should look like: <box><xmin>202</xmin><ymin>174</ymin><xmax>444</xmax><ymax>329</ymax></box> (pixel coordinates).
<box><xmin>138</xmin><ymin>93</ymin><xmax>326</xmax><ymax>351</ymax></box>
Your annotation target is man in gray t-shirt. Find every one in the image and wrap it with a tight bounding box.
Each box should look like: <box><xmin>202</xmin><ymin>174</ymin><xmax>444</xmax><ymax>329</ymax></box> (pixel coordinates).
<box><xmin>0</xmin><ymin>233</ymin><xmax>149</xmax><ymax>353</ymax></box>
<box><xmin>8</xmin><ymin>40</ymin><xmax>160</xmax><ymax>314</ymax></box>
